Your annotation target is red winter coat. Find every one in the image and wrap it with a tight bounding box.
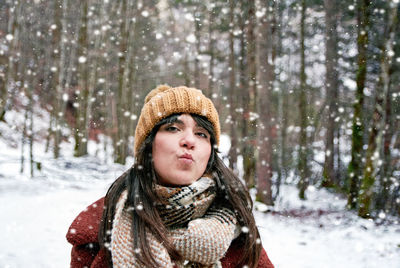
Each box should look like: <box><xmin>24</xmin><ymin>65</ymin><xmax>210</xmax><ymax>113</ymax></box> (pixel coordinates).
<box><xmin>66</xmin><ymin>198</ymin><xmax>274</xmax><ymax>268</ymax></box>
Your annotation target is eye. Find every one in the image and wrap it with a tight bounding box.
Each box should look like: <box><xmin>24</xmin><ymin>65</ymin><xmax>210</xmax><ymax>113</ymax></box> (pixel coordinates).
<box><xmin>165</xmin><ymin>125</ymin><xmax>179</xmax><ymax>132</ymax></box>
<box><xmin>196</xmin><ymin>132</ymin><xmax>209</xmax><ymax>139</ymax></box>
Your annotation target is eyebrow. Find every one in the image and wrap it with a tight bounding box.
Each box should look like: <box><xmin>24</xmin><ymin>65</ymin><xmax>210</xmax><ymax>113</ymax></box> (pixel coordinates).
<box><xmin>168</xmin><ymin>119</ymin><xmax>207</xmax><ymax>131</ymax></box>
<box><xmin>172</xmin><ymin>119</ymin><xmax>184</xmax><ymax>125</ymax></box>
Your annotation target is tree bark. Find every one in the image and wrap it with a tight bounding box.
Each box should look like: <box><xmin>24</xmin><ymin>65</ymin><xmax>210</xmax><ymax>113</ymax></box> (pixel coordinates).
<box><xmin>358</xmin><ymin>2</ymin><xmax>397</xmax><ymax>218</ymax></box>
<box><xmin>194</xmin><ymin>7</ymin><xmax>201</xmax><ymax>89</ymax></box>
<box><xmin>298</xmin><ymin>0</ymin><xmax>309</xmax><ymax>200</ymax></box>
<box><xmin>0</xmin><ymin>2</ymin><xmax>22</xmax><ymax>122</ymax></box>
<box><xmin>377</xmin><ymin>71</ymin><xmax>393</xmax><ymax>212</ymax></box>
<box><xmin>322</xmin><ymin>0</ymin><xmax>340</xmax><ymax>188</ymax></box>
<box><xmin>256</xmin><ymin>0</ymin><xmax>275</xmax><ymax>206</ymax></box>
<box><xmin>121</xmin><ymin>0</ymin><xmax>139</xmax><ymax>162</ymax></box>
<box><xmin>347</xmin><ymin>0</ymin><xmax>370</xmax><ymax>209</ymax></box>
<box><xmin>242</xmin><ymin>0</ymin><xmax>257</xmax><ymax>187</ymax></box>
<box><xmin>53</xmin><ymin>0</ymin><xmax>68</xmax><ymax>158</ymax></box>
<box><xmin>74</xmin><ymin>0</ymin><xmax>89</xmax><ymax>157</ymax></box>
<box><xmin>207</xmin><ymin>6</ymin><xmax>216</xmax><ymax>98</ymax></box>
<box><xmin>227</xmin><ymin>0</ymin><xmax>239</xmax><ymax>172</ymax></box>
<box><xmin>113</xmin><ymin>0</ymin><xmax>129</xmax><ymax>164</ymax></box>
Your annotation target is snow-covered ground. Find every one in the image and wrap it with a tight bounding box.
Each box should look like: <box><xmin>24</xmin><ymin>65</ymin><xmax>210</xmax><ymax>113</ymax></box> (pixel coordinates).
<box><xmin>0</xmin><ymin>118</ymin><xmax>399</xmax><ymax>267</ymax></box>
<box><xmin>256</xmin><ymin>187</ymin><xmax>400</xmax><ymax>268</ymax></box>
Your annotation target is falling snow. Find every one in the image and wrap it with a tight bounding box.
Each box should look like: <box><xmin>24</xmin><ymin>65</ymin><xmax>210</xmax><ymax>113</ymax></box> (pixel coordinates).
<box><xmin>186</xmin><ymin>34</ymin><xmax>196</xmax><ymax>44</ymax></box>
<box><xmin>78</xmin><ymin>56</ymin><xmax>87</xmax><ymax>63</ymax></box>
<box><xmin>0</xmin><ymin>118</ymin><xmax>399</xmax><ymax>267</ymax></box>
<box><xmin>1</xmin><ymin>1</ymin><xmax>400</xmax><ymax>267</ymax></box>
<box><xmin>6</xmin><ymin>34</ymin><xmax>14</xmax><ymax>41</ymax></box>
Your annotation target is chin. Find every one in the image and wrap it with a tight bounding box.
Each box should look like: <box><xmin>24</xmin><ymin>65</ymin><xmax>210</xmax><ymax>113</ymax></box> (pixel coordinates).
<box><xmin>175</xmin><ymin>178</ymin><xmax>197</xmax><ymax>186</ymax></box>
<box><xmin>158</xmin><ymin>176</ymin><xmax>196</xmax><ymax>187</ymax></box>
<box><xmin>173</xmin><ymin>172</ymin><xmax>199</xmax><ymax>183</ymax></box>
<box><xmin>158</xmin><ymin>170</ymin><xmax>204</xmax><ymax>186</ymax></box>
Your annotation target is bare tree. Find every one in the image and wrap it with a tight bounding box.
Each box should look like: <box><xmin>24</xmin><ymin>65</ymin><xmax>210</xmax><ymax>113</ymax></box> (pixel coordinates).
<box><xmin>242</xmin><ymin>0</ymin><xmax>257</xmax><ymax>187</ymax></box>
<box><xmin>322</xmin><ymin>0</ymin><xmax>340</xmax><ymax>188</ymax></box>
<box><xmin>227</xmin><ymin>0</ymin><xmax>238</xmax><ymax>172</ymax></box>
<box><xmin>347</xmin><ymin>0</ymin><xmax>371</xmax><ymax>209</ymax></box>
<box><xmin>74</xmin><ymin>0</ymin><xmax>89</xmax><ymax>157</ymax></box>
<box><xmin>0</xmin><ymin>2</ymin><xmax>22</xmax><ymax>122</ymax></box>
<box><xmin>297</xmin><ymin>0</ymin><xmax>309</xmax><ymax>200</ymax></box>
<box><xmin>256</xmin><ymin>0</ymin><xmax>276</xmax><ymax>205</ymax></box>
<box><xmin>358</xmin><ymin>2</ymin><xmax>398</xmax><ymax>218</ymax></box>
<box><xmin>53</xmin><ymin>0</ymin><xmax>69</xmax><ymax>158</ymax></box>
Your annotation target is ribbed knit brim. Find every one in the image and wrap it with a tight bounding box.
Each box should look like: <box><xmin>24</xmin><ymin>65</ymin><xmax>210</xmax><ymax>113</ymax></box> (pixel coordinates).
<box><xmin>134</xmin><ymin>85</ymin><xmax>220</xmax><ymax>155</ymax></box>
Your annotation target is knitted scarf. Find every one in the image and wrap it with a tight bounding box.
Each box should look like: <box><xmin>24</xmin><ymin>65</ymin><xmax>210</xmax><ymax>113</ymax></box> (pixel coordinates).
<box><xmin>111</xmin><ymin>177</ymin><xmax>239</xmax><ymax>268</ymax></box>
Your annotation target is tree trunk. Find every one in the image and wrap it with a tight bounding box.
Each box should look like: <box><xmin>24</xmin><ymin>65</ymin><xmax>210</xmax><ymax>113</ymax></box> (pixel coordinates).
<box><xmin>207</xmin><ymin>7</ymin><xmax>215</xmax><ymax>98</ymax></box>
<box><xmin>322</xmin><ymin>0</ymin><xmax>340</xmax><ymax>188</ymax></box>
<box><xmin>237</xmin><ymin>5</ymin><xmax>247</xmax><ymax>180</ymax></box>
<box><xmin>277</xmin><ymin>85</ymin><xmax>289</xmax><ymax>198</ymax></box>
<box><xmin>194</xmin><ymin>8</ymin><xmax>201</xmax><ymax>89</ymax></box>
<box><xmin>114</xmin><ymin>0</ymin><xmax>138</xmax><ymax>164</ymax></box>
<box><xmin>0</xmin><ymin>2</ymin><xmax>22</xmax><ymax>122</ymax></box>
<box><xmin>183</xmin><ymin>54</ymin><xmax>191</xmax><ymax>87</ymax></box>
<box><xmin>28</xmin><ymin>82</ymin><xmax>34</xmax><ymax>177</ymax></box>
<box><xmin>26</xmin><ymin>73</ymin><xmax>36</xmax><ymax>177</ymax></box>
<box><xmin>114</xmin><ymin>0</ymin><xmax>128</xmax><ymax>163</ymax></box>
<box><xmin>358</xmin><ymin>2</ymin><xmax>397</xmax><ymax>218</ymax></box>
<box><xmin>256</xmin><ymin>0</ymin><xmax>275</xmax><ymax>206</ymax></box>
<box><xmin>377</xmin><ymin>71</ymin><xmax>393</xmax><ymax>212</ymax></box>
<box><xmin>20</xmin><ymin>104</ymin><xmax>27</xmax><ymax>174</ymax></box>
<box><xmin>298</xmin><ymin>0</ymin><xmax>308</xmax><ymax>200</ymax></box>
<box><xmin>242</xmin><ymin>0</ymin><xmax>257</xmax><ymax>187</ymax></box>
<box><xmin>74</xmin><ymin>0</ymin><xmax>89</xmax><ymax>157</ymax></box>
<box><xmin>335</xmin><ymin>125</ymin><xmax>343</xmax><ymax>188</ymax></box>
<box><xmin>347</xmin><ymin>0</ymin><xmax>370</xmax><ymax>209</ymax></box>
<box><xmin>228</xmin><ymin>0</ymin><xmax>238</xmax><ymax>172</ymax></box>
<box><xmin>128</xmin><ymin>3</ymin><xmax>141</xmax><ymax>152</ymax></box>
<box><xmin>52</xmin><ymin>0</ymin><xmax>62</xmax><ymax>158</ymax></box>
<box><xmin>54</xmin><ymin>0</ymin><xmax>68</xmax><ymax>158</ymax></box>
<box><xmin>122</xmin><ymin>0</ymin><xmax>139</xmax><ymax>162</ymax></box>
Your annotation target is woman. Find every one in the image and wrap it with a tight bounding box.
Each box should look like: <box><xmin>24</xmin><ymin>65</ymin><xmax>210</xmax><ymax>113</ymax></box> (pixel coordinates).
<box><xmin>67</xmin><ymin>85</ymin><xmax>274</xmax><ymax>268</ymax></box>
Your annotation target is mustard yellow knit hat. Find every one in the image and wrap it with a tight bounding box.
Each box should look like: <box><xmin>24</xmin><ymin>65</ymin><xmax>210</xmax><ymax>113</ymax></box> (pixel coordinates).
<box><xmin>134</xmin><ymin>85</ymin><xmax>220</xmax><ymax>155</ymax></box>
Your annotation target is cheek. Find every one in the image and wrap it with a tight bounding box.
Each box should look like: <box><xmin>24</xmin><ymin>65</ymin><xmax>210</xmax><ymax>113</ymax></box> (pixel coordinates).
<box><xmin>152</xmin><ymin>136</ymin><xmax>166</xmax><ymax>167</ymax></box>
<box><xmin>152</xmin><ymin>134</ymin><xmax>176</xmax><ymax>168</ymax></box>
<box><xmin>200</xmin><ymin>146</ymin><xmax>212</xmax><ymax>167</ymax></box>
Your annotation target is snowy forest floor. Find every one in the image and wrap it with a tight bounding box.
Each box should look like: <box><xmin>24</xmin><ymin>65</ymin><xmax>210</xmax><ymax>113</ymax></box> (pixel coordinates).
<box><xmin>0</xmin><ymin>123</ymin><xmax>399</xmax><ymax>267</ymax></box>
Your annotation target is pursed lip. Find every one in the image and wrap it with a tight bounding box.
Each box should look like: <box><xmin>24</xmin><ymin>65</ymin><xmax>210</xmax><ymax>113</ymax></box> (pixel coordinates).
<box><xmin>179</xmin><ymin>153</ymin><xmax>193</xmax><ymax>161</ymax></box>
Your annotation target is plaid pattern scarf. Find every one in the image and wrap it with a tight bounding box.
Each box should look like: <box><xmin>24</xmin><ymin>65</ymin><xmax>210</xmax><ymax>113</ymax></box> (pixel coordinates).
<box><xmin>111</xmin><ymin>177</ymin><xmax>239</xmax><ymax>268</ymax></box>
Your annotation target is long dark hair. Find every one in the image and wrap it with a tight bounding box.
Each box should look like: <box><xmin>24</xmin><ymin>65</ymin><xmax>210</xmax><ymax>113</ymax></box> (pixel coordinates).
<box><xmin>99</xmin><ymin>113</ymin><xmax>261</xmax><ymax>267</ymax></box>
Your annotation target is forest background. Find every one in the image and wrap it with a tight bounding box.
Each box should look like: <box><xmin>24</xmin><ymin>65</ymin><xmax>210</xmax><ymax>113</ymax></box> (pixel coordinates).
<box><xmin>0</xmin><ymin>0</ymin><xmax>399</xmax><ymax>220</ymax></box>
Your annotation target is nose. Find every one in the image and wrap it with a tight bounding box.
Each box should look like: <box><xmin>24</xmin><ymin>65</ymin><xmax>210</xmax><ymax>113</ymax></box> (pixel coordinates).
<box><xmin>179</xmin><ymin>130</ymin><xmax>196</xmax><ymax>149</ymax></box>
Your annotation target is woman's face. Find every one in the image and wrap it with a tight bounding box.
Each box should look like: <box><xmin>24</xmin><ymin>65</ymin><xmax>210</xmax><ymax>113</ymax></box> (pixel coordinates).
<box><xmin>152</xmin><ymin>114</ymin><xmax>212</xmax><ymax>186</ymax></box>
